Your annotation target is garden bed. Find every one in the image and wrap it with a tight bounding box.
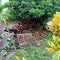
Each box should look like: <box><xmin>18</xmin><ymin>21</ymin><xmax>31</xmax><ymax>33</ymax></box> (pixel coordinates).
<box><xmin>9</xmin><ymin>21</ymin><xmax>50</xmax><ymax>49</ymax></box>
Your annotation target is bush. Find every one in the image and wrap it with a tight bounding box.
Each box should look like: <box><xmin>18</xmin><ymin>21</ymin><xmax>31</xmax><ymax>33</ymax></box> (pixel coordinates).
<box><xmin>46</xmin><ymin>12</ymin><xmax>60</xmax><ymax>60</ymax></box>
<box><xmin>4</xmin><ymin>0</ymin><xmax>60</xmax><ymax>25</ymax></box>
<box><xmin>50</xmin><ymin>12</ymin><xmax>60</xmax><ymax>36</ymax></box>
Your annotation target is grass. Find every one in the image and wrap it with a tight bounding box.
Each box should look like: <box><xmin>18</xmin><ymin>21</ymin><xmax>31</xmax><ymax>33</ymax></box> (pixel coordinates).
<box><xmin>9</xmin><ymin>45</ymin><xmax>51</xmax><ymax>60</ymax></box>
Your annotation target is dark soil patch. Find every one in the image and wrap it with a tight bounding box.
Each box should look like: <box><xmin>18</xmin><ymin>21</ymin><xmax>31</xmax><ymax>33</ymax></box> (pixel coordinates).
<box><xmin>9</xmin><ymin>20</ymin><xmax>50</xmax><ymax>49</ymax></box>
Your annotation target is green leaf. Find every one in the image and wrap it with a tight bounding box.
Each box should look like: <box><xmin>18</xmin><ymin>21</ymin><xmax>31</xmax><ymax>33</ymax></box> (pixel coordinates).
<box><xmin>52</xmin><ymin>50</ymin><xmax>60</xmax><ymax>60</ymax></box>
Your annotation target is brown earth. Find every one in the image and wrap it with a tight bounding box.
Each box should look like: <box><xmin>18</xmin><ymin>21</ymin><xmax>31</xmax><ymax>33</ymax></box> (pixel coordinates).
<box><xmin>9</xmin><ymin>20</ymin><xmax>50</xmax><ymax>49</ymax></box>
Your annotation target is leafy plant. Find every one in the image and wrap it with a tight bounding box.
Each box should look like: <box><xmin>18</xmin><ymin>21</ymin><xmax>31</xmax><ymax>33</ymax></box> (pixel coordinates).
<box><xmin>46</xmin><ymin>35</ymin><xmax>60</xmax><ymax>53</ymax></box>
<box><xmin>1</xmin><ymin>31</ymin><xmax>14</xmax><ymax>49</ymax></box>
<box><xmin>0</xmin><ymin>0</ymin><xmax>2</xmax><ymax>13</ymax></box>
<box><xmin>0</xmin><ymin>23</ymin><xmax>15</xmax><ymax>60</ymax></box>
<box><xmin>50</xmin><ymin>12</ymin><xmax>60</xmax><ymax>36</ymax></box>
<box><xmin>0</xmin><ymin>23</ymin><xmax>13</xmax><ymax>50</ymax></box>
<box><xmin>52</xmin><ymin>50</ymin><xmax>60</xmax><ymax>60</ymax></box>
<box><xmin>3</xmin><ymin>0</ymin><xmax>60</xmax><ymax>26</ymax></box>
<box><xmin>46</xmin><ymin>12</ymin><xmax>60</xmax><ymax>60</ymax></box>
<box><xmin>0</xmin><ymin>31</ymin><xmax>14</xmax><ymax>60</ymax></box>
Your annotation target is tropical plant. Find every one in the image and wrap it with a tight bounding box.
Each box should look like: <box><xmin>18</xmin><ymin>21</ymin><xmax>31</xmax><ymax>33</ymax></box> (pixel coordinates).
<box><xmin>0</xmin><ymin>22</ymin><xmax>14</xmax><ymax>60</ymax></box>
<box><xmin>46</xmin><ymin>35</ymin><xmax>60</xmax><ymax>60</ymax></box>
<box><xmin>46</xmin><ymin>35</ymin><xmax>60</xmax><ymax>53</ymax></box>
<box><xmin>0</xmin><ymin>23</ymin><xmax>13</xmax><ymax>50</ymax></box>
<box><xmin>46</xmin><ymin>12</ymin><xmax>60</xmax><ymax>60</ymax></box>
<box><xmin>50</xmin><ymin>12</ymin><xmax>60</xmax><ymax>36</ymax></box>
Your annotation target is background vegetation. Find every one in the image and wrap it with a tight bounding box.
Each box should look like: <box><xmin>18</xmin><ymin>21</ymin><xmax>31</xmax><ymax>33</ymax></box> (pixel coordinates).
<box><xmin>3</xmin><ymin>0</ymin><xmax>60</xmax><ymax>26</ymax></box>
<box><xmin>0</xmin><ymin>0</ymin><xmax>60</xmax><ymax>60</ymax></box>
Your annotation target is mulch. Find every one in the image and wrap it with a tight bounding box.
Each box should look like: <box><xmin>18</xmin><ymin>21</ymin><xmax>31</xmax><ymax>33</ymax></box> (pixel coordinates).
<box><xmin>9</xmin><ymin>20</ymin><xmax>50</xmax><ymax>49</ymax></box>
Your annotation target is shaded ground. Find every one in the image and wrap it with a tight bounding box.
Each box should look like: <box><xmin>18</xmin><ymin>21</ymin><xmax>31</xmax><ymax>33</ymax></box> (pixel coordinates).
<box><xmin>9</xmin><ymin>20</ymin><xmax>50</xmax><ymax>49</ymax></box>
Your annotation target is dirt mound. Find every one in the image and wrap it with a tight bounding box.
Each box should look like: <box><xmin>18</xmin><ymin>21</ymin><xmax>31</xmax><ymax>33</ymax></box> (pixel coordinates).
<box><xmin>9</xmin><ymin>21</ymin><xmax>50</xmax><ymax>49</ymax></box>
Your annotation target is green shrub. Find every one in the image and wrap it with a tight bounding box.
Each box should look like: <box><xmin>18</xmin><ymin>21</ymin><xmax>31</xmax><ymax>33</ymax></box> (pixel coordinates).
<box><xmin>46</xmin><ymin>12</ymin><xmax>60</xmax><ymax>60</ymax></box>
<box><xmin>3</xmin><ymin>0</ymin><xmax>60</xmax><ymax>25</ymax></box>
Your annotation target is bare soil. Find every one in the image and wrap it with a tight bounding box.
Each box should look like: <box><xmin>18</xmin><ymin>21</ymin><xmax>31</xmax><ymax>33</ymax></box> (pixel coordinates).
<box><xmin>9</xmin><ymin>20</ymin><xmax>50</xmax><ymax>49</ymax></box>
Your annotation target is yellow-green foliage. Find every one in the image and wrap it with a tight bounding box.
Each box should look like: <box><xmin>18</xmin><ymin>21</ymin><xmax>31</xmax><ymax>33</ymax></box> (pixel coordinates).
<box><xmin>46</xmin><ymin>35</ymin><xmax>60</xmax><ymax>53</ymax></box>
<box><xmin>46</xmin><ymin>12</ymin><xmax>60</xmax><ymax>60</ymax></box>
<box><xmin>15</xmin><ymin>56</ymin><xmax>26</xmax><ymax>60</ymax></box>
<box><xmin>52</xmin><ymin>50</ymin><xmax>60</xmax><ymax>60</ymax></box>
<box><xmin>50</xmin><ymin>12</ymin><xmax>60</xmax><ymax>36</ymax></box>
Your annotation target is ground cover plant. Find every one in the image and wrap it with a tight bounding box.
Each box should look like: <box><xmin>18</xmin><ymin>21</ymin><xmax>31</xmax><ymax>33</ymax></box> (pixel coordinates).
<box><xmin>8</xmin><ymin>46</ymin><xmax>51</xmax><ymax>60</ymax></box>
